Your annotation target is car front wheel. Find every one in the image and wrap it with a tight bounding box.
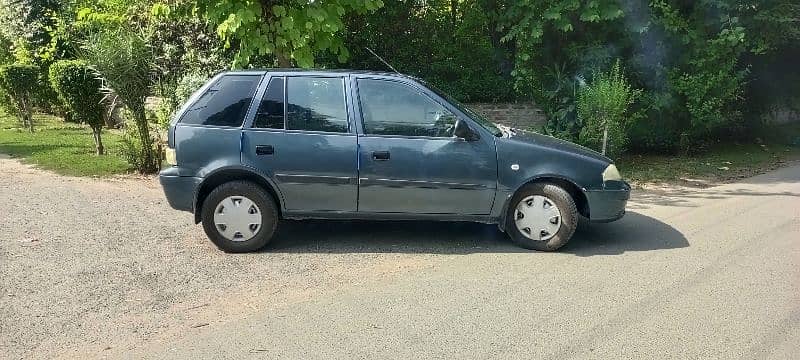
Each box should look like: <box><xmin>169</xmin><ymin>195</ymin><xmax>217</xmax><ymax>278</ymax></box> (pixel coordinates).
<box><xmin>506</xmin><ymin>183</ymin><xmax>578</xmax><ymax>251</ymax></box>
<box><xmin>201</xmin><ymin>181</ymin><xmax>278</xmax><ymax>253</ymax></box>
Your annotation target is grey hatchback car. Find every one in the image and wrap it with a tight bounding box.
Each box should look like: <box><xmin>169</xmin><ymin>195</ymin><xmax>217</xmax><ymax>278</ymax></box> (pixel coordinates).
<box><xmin>159</xmin><ymin>69</ymin><xmax>629</xmax><ymax>252</ymax></box>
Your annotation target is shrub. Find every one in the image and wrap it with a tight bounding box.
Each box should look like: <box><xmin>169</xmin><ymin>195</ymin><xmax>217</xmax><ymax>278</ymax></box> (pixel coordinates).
<box><xmin>537</xmin><ymin>63</ymin><xmax>583</xmax><ymax>142</ymax></box>
<box><xmin>627</xmin><ymin>91</ymin><xmax>682</xmax><ymax>153</ymax></box>
<box><xmin>577</xmin><ymin>61</ymin><xmax>641</xmax><ymax>158</ymax></box>
<box><xmin>119</xmin><ymin>110</ymin><xmax>156</xmax><ymax>172</ymax></box>
<box><xmin>49</xmin><ymin>60</ymin><xmax>107</xmax><ymax>155</ymax></box>
<box><xmin>0</xmin><ymin>63</ymin><xmax>39</xmax><ymax>131</ymax></box>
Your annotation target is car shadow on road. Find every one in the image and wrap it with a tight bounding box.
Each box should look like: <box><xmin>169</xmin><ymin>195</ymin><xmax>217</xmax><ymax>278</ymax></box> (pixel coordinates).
<box><xmin>267</xmin><ymin>211</ymin><xmax>688</xmax><ymax>256</ymax></box>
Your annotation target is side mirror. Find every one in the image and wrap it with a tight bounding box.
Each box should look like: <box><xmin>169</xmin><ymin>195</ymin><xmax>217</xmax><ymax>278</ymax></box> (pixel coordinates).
<box><xmin>454</xmin><ymin>119</ymin><xmax>480</xmax><ymax>141</ymax></box>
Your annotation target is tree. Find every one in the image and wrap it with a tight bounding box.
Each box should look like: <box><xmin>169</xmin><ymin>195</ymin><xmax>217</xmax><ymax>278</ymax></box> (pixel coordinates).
<box><xmin>191</xmin><ymin>0</ymin><xmax>384</xmax><ymax>68</ymax></box>
<box><xmin>0</xmin><ymin>63</ymin><xmax>39</xmax><ymax>131</ymax></box>
<box><xmin>83</xmin><ymin>27</ymin><xmax>158</xmax><ymax>172</ymax></box>
<box><xmin>49</xmin><ymin>60</ymin><xmax>106</xmax><ymax>155</ymax></box>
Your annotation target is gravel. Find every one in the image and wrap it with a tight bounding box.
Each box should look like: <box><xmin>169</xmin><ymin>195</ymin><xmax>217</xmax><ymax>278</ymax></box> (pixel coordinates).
<box><xmin>0</xmin><ymin>156</ymin><xmax>502</xmax><ymax>359</ymax></box>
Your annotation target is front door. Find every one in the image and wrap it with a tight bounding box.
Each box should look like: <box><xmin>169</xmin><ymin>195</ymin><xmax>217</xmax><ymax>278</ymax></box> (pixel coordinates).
<box><xmin>354</xmin><ymin>78</ymin><xmax>497</xmax><ymax>215</ymax></box>
<box><xmin>242</xmin><ymin>75</ymin><xmax>358</xmax><ymax>212</ymax></box>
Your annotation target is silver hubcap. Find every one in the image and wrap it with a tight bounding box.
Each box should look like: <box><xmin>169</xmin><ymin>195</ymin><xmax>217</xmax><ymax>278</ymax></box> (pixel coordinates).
<box><xmin>213</xmin><ymin>196</ymin><xmax>262</xmax><ymax>241</ymax></box>
<box><xmin>514</xmin><ymin>195</ymin><xmax>562</xmax><ymax>241</ymax></box>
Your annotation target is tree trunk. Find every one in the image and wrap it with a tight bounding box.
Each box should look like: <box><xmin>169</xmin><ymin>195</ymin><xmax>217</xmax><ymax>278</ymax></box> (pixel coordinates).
<box><xmin>25</xmin><ymin>110</ymin><xmax>33</xmax><ymax>133</ymax></box>
<box><xmin>602</xmin><ymin>122</ymin><xmax>609</xmax><ymax>156</ymax></box>
<box><xmin>92</xmin><ymin>127</ymin><xmax>105</xmax><ymax>155</ymax></box>
<box><xmin>133</xmin><ymin>105</ymin><xmax>156</xmax><ymax>173</ymax></box>
<box><xmin>451</xmin><ymin>0</ymin><xmax>458</xmax><ymax>27</ymax></box>
<box><xmin>481</xmin><ymin>0</ymin><xmax>515</xmax><ymax>77</ymax></box>
<box><xmin>19</xmin><ymin>96</ymin><xmax>33</xmax><ymax>133</ymax></box>
<box><xmin>276</xmin><ymin>52</ymin><xmax>292</xmax><ymax>67</ymax></box>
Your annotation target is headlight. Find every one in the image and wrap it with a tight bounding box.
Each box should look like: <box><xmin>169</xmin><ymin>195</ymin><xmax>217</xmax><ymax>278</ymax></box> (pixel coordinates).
<box><xmin>602</xmin><ymin>164</ymin><xmax>622</xmax><ymax>182</ymax></box>
<box><xmin>165</xmin><ymin>147</ymin><xmax>177</xmax><ymax>166</ymax></box>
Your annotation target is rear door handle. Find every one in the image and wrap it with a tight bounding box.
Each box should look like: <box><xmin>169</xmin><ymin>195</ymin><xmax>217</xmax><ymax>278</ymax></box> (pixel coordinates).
<box><xmin>372</xmin><ymin>151</ymin><xmax>390</xmax><ymax>161</ymax></box>
<box><xmin>256</xmin><ymin>145</ymin><xmax>274</xmax><ymax>155</ymax></box>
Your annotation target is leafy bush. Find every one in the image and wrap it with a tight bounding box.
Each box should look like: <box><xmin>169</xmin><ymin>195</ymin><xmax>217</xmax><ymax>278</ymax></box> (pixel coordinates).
<box><xmin>537</xmin><ymin>63</ymin><xmax>584</xmax><ymax>141</ymax></box>
<box><xmin>577</xmin><ymin>61</ymin><xmax>641</xmax><ymax>158</ymax></box>
<box><xmin>0</xmin><ymin>63</ymin><xmax>39</xmax><ymax>131</ymax></box>
<box><xmin>48</xmin><ymin>60</ymin><xmax>106</xmax><ymax>155</ymax></box>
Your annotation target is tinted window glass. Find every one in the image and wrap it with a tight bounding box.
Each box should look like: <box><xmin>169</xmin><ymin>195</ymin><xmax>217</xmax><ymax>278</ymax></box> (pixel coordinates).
<box><xmin>181</xmin><ymin>75</ymin><xmax>260</xmax><ymax>126</ymax></box>
<box><xmin>253</xmin><ymin>77</ymin><xmax>285</xmax><ymax>129</ymax></box>
<box><xmin>357</xmin><ymin>79</ymin><xmax>456</xmax><ymax>137</ymax></box>
<box><xmin>286</xmin><ymin>77</ymin><xmax>348</xmax><ymax>133</ymax></box>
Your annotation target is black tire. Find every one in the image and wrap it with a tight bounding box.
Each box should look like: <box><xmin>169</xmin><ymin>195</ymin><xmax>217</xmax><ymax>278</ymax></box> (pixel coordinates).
<box><xmin>201</xmin><ymin>181</ymin><xmax>279</xmax><ymax>253</ymax></box>
<box><xmin>505</xmin><ymin>182</ymin><xmax>578</xmax><ymax>251</ymax></box>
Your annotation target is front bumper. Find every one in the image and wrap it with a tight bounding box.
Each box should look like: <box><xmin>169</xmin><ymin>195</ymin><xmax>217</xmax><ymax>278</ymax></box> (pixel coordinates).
<box><xmin>159</xmin><ymin>167</ymin><xmax>202</xmax><ymax>212</ymax></box>
<box><xmin>585</xmin><ymin>181</ymin><xmax>630</xmax><ymax>222</ymax></box>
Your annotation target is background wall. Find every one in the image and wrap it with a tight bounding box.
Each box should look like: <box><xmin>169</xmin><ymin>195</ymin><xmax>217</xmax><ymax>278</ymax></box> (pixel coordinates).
<box><xmin>466</xmin><ymin>102</ymin><xmax>546</xmax><ymax>130</ymax></box>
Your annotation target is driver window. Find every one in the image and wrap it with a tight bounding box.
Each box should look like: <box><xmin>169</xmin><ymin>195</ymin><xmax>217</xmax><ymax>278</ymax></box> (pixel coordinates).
<box><xmin>357</xmin><ymin>79</ymin><xmax>456</xmax><ymax>137</ymax></box>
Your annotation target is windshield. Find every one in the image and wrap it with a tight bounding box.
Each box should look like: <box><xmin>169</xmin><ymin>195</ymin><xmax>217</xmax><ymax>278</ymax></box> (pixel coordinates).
<box><xmin>423</xmin><ymin>81</ymin><xmax>503</xmax><ymax>137</ymax></box>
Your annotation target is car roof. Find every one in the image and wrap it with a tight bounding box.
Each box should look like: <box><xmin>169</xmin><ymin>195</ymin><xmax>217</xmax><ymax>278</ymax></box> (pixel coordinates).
<box><xmin>222</xmin><ymin>68</ymin><xmax>421</xmax><ymax>81</ymax></box>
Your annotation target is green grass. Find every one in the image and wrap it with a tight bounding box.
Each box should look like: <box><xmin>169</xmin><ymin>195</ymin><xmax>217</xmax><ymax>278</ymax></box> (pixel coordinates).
<box><xmin>618</xmin><ymin>126</ymin><xmax>800</xmax><ymax>186</ymax></box>
<box><xmin>0</xmin><ymin>111</ymin><xmax>131</xmax><ymax>176</ymax></box>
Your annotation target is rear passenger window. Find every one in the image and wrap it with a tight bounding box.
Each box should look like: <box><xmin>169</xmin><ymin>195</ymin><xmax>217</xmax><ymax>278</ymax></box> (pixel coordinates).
<box><xmin>253</xmin><ymin>77</ymin><xmax>285</xmax><ymax>129</ymax></box>
<box><xmin>286</xmin><ymin>77</ymin><xmax>348</xmax><ymax>133</ymax></box>
<box><xmin>180</xmin><ymin>75</ymin><xmax>260</xmax><ymax>127</ymax></box>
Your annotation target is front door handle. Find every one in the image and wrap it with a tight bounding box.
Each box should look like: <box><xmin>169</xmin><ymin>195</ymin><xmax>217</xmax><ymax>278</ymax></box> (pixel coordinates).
<box><xmin>255</xmin><ymin>145</ymin><xmax>274</xmax><ymax>155</ymax></box>
<box><xmin>372</xmin><ymin>151</ymin><xmax>390</xmax><ymax>161</ymax></box>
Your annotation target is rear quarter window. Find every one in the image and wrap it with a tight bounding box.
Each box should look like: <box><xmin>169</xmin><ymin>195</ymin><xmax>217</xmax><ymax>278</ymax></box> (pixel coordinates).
<box><xmin>180</xmin><ymin>75</ymin><xmax>261</xmax><ymax>127</ymax></box>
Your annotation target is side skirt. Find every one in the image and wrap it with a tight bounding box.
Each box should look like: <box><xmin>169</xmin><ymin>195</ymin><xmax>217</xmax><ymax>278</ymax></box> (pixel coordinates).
<box><xmin>283</xmin><ymin>210</ymin><xmax>499</xmax><ymax>224</ymax></box>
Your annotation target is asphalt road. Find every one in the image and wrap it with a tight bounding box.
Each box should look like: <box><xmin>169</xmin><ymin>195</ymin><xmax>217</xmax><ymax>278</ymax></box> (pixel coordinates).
<box><xmin>128</xmin><ymin>164</ymin><xmax>800</xmax><ymax>359</ymax></box>
<box><xmin>1</xmin><ymin>157</ymin><xmax>798</xmax><ymax>359</ymax></box>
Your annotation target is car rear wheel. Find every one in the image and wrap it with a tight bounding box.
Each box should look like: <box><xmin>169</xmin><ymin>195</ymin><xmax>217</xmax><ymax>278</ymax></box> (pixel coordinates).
<box><xmin>506</xmin><ymin>182</ymin><xmax>578</xmax><ymax>251</ymax></box>
<box><xmin>201</xmin><ymin>181</ymin><xmax>278</xmax><ymax>253</ymax></box>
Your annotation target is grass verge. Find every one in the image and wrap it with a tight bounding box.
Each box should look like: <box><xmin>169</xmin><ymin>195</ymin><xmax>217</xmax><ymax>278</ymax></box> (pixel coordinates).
<box><xmin>0</xmin><ymin>111</ymin><xmax>131</xmax><ymax>176</ymax></box>
<box><xmin>618</xmin><ymin>124</ymin><xmax>800</xmax><ymax>187</ymax></box>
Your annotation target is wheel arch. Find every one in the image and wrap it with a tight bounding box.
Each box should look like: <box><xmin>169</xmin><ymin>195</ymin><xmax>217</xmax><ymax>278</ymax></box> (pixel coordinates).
<box><xmin>193</xmin><ymin>166</ymin><xmax>284</xmax><ymax>224</ymax></box>
<box><xmin>499</xmin><ymin>175</ymin><xmax>589</xmax><ymax>231</ymax></box>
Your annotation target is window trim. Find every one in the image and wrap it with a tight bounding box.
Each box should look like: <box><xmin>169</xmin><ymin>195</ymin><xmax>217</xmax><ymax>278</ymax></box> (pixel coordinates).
<box><xmin>178</xmin><ymin>73</ymin><xmax>263</xmax><ymax>128</ymax></box>
<box><xmin>249</xmin><ymin>74</ymin><xmax>352</xmax><ymax>135</ymax></box>
<box><xmin>250</xmin><ymin>76</ymin><xmax>286</xmax><ymax>130</ymax></box>
<box><xmin>354</xmin><ymin>77</ymin><xmax>460</xmax><ymax>140</ymax></box>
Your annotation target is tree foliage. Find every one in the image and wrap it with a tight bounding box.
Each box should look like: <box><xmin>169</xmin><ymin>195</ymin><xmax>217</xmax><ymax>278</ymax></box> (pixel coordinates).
<box><xmin>48</xmin><ymin>59</ymin><xmax>106</xmax><ymax>154</ymax></box>
<box><xmin>190</xmin><ymin>0</ymin><xmax>384</xmax><ymax>68</ymax></box>
<box><xmin>0</xmin><ymin>0</ymin><xmax>62</xmax><ymax>61</ymax></box>
<box><xmin>338</xmin><ymin>0</ymin><xmax>517</xmax><ymax>102</ymax></box>
<box><xmin>0</xmin><ymin>0</ymin><xmax>798</xmax><ymax>160</ymax></box>
<box><xmin>498</xmin><ymin>0</ymin><xmax>800</xmax><ymax>152</ymax></box>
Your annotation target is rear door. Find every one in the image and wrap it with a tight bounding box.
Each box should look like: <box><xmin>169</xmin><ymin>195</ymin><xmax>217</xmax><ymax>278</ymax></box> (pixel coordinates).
<box><xmin>241</xmin><ymin>74</ymin><xmax>358</xmax><ymax>212</ymax></box>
